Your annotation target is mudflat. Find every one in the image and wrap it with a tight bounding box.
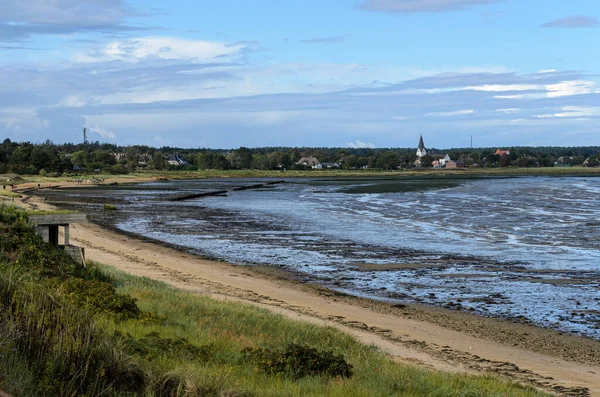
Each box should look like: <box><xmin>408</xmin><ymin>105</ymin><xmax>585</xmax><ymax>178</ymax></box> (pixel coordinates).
<box><xmin>15</xmin><ymin>193</ymin><xmax>600</xmax><ymax>397</ymax></box>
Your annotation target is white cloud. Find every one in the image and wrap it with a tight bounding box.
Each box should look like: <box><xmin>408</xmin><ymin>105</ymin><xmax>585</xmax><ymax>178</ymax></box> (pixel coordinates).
<box><xmin>428</xmin><ymin>109</ymin><xmax>474</xmax><ymax>117</ymax></box>
<box><xmin>494</xmin><ymin>94</ymin><xmax>533</xmax><ymax>99</ymax></box>
<box><xmin>88</xmin><ymin>126</ymin><xmax>116</xmax><ymax>140</ymax></box>
<box><xmin>344</xmin><ymin>140</ymin><xmax>377</xmax><ymax>148</ymax></box>
<box><xmin>553</xmin><ymin>106</ymin><xmax>600</xmax><ymax>118</ymax></box>
<box><xmin>74</xmin><ymin>37</ymin><xmax>246</xmax><ymax>63</ymax></box>
<box><xmin>466</xmin><ymin>80</ymin><xmax>598</xmax><ymax>98</ymax></box>
<box><xmin>495</xmin><ymin>108</ymin><xmax>520</xmax><ymax>114</ymax></box>
<box><xmin>464</xmin><ymin>84</ymin><xmax>540</xmax><ymax>92</ymax></box>
<box><xmin>546</xmin><ymin>80</ymin><xmax>599</xmax><ymax>98</ymax></box>
<box><xmin>58</xmin><ymin>95</ymin><xmax>87</xmax><ymax>108</ymax></box>
<box><xmin>0</xmin><ymin>107</ymin><xmax>49</xmax><ymax>134</ymax></box>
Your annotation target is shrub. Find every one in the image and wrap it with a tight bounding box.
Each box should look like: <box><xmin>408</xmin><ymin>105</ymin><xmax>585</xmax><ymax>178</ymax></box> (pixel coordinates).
<box><xmin>0</xmin><ymin>272</ymin><xmax>145</xmax><ymax>396</ymax></box>
<box><xmin>103</xmin><ymin>203</ymin><xmax>116</xmax><ymax>211</ymax></box>
<box><xmin>0</xmin><ymin>205</ymin><xmax>82</xmax><ymax>278</ymax></box>
<box><xmin>242</xmin><ymin>343</ymin><xmax>353</xmax><ymax>380</ymax></box>
<box><xmin>45</xmin><ymin>277</ymin><xmax>140</xmax><ymax>321</ymax></box>
<box><xmin>121</xmin><ymin>331</ymin><xmax>215</xmax><ymax>362</ymax></box>
<box><xmin>136</xmin><ymin>310</ymin><xmax>167</xmax><ymax>325</ymax></box>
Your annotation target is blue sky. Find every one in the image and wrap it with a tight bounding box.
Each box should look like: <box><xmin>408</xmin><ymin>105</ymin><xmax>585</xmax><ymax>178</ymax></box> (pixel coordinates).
<box><xmin>1</xmin><ymin>0</ymin><xmax>599</xmax><ymax>148</ymax></box>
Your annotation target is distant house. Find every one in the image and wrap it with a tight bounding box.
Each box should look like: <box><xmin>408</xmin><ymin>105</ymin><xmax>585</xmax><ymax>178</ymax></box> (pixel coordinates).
<box><xmin>495</xmin><ymin>149</ymin><xmax>511</xmax><ymax>156</ymax></box>
<box><xmin>321</xmin><ymin>162</ymin><xmax>340</xmax><ymax>169</ymax></box>
<box><xmin>445</xmin><ymin>160</ymin><xmax>466</xmax><ymax>169</ymax></box>
<box><xmin>431</xmin><ymin>154</ymin><xmax>461</xmax><ymax>169</ymax></box>
<box><xmin>432</xmin><ymin>154</ymin><xmax>451</xmax><ymax>168</ymax></box>
<box><xmin>555</xmin><ymin>156</ymin><xmax>574</xmax><ymax>167</ymax></box>
<box><xmin>167</xmin><ymin>154</ymin><xmax>189</xmax><ymax>166</ymax></box>
<box><xmin>296</xmin><ymin>156</ymin><xmax>322</xmax><ymax>169</ymax></box>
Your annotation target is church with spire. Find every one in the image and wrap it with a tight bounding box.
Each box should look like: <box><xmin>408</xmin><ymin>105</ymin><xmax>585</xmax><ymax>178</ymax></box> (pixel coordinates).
<box><xmin>416</xmin><ymin>135</ymin><xmax>427</xmax><ymax>158</ymax></box>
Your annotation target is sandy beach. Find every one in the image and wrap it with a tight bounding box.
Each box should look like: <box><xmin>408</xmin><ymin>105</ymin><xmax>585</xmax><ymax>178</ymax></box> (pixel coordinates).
<box><xmin>12</xmin><ymin>188</ymin><xmax>600</xmax><ymax>397</ymax></box>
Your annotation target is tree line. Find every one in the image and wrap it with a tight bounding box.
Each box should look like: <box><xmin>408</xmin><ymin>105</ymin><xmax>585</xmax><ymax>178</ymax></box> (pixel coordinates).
<box><xmin>1</xmin><ymin>138</ymin><xmax>599</xmax><ymax>176</ymax></box>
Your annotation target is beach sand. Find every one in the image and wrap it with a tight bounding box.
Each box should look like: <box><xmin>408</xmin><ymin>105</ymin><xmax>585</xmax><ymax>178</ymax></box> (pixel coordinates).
<box><xmin>15</xmin><ymin>192</ymin><xmax>600</xmax><ymax>396</ymax></box>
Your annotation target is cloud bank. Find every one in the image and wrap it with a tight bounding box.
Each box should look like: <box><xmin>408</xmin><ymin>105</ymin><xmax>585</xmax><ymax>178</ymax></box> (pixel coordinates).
<box><xmin>357</xmin><ymin>0</ymin><xmax>504</xmax><ymax>14</ymax></box>
<box><xmin>2</xmin><ymin>51</ymin><xmax>599</xmax><ymax>148</ymax></box>
<box><xmin>542</xmin><ymin>15</ymin><xmax>599</xmax><ymax>28</ymax></box>
<box><xmin>0</xmin><ymin>0</ymin><xmax>150</xmax><ymax>44</ymax></box>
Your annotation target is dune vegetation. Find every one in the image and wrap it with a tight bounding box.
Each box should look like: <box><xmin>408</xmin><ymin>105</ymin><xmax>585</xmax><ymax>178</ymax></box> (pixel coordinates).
<box><xmin>0</xmin><ymin>204</ymin><xmax>549</xmax><ymax>396</ymax></box>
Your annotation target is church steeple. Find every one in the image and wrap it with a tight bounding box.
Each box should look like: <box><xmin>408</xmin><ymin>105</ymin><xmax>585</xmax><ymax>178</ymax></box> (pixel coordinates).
<box><xmin>416</xmin><ymin>135</ymin><xmax>427</xmax><ymax>157</ymax></box>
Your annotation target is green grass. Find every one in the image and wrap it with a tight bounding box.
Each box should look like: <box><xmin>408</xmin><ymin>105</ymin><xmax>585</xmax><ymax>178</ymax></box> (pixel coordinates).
<box><xmin>27</xmin><ymin>209</ymin><xmax>77</xmax><ymax>215</ymax></box>
<box><xmin>0</xmin><ymin>190</ymin><xmax>21</xmax><ymax>199</ymax></box>
<box><xmin>96</xmin><ymin>265</ymin><xmax>549</xmax><ymax>397</ymax></box>
<box><xmin>13</xmin><ymin>166</ymin><xmax>600</xmax><ymax>186</ymax></box>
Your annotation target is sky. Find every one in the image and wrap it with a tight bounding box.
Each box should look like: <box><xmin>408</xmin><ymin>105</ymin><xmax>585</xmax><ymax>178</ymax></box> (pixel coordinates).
<box><xmin>0</xmin><ymin>0</ymin><xmax>599</xmax><ymax>149</ymax></box>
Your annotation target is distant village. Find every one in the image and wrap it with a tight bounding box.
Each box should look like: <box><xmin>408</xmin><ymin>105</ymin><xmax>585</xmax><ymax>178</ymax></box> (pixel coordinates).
<box><xmin>295</xmin><ymin>135</ymin><xmax>600</xmax><ymax>170</ymax></box>
<box><xmin>1</xmin><ymin>136</ymin><xmax>600</xmax><ymax>176</ymax></box>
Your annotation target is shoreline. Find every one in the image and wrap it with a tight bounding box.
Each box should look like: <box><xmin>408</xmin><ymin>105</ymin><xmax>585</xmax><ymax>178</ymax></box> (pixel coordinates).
<box><xmin>27</xmin><ymin>177</ymin><xmax>600</xmax><ymax>341</ymax></box>
<box><xmin>15</xmin><ymin>193</ymin><xmax>600</xmax><ymax>396</ymax></box>
<box><xmin>4</xmin><ymin>165</ymin><xmax>600</xmax><ymax>192</ymax></box>
<box><xmin>26</xmin><ymin>193</ymin><xmax>600</xmax><ymax>347</ymax></box>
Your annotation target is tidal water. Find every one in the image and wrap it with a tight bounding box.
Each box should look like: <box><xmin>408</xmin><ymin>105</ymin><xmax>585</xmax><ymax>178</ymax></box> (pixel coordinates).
<box><xmin>38</xmin><ymin>176</ymin><xmax>600</xmax><ymax>339</ymax></box>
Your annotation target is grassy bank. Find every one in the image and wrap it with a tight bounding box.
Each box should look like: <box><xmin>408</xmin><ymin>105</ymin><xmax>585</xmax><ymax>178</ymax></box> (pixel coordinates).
<box><xmin>8</xmin><ymin>166</ymin><xmax>600</xmax><ymax>187</ymax></box>
<box><xmin>0</xmin><ymin>190</ymin><xmax>21</xmax><ymax>200</ymax></box>
<box><xmin>0</xmin><ymin>204</ymin><xmax>549</xmax><ymax>396</ymax></box>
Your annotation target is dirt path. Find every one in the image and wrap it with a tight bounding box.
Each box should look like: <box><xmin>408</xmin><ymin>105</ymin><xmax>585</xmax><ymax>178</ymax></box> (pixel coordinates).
<box><xmin>19</xmin><ymin>196</ymin><xmax>600</xmax><ymax>396</ymax></box>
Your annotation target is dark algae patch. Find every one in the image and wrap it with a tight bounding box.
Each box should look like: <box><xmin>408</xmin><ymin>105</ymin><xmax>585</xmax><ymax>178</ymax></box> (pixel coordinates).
<box><xmin>342</xmin><ymin>180</ymin><xmax>461</xmax><ymax>194</ymax></box>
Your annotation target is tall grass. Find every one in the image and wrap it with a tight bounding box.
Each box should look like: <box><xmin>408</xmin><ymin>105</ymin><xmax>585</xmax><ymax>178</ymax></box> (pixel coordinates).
<box><xmin>102</xmin><ymin>266</ymin><xmax>549</xmax><ymax>397</ymax></box>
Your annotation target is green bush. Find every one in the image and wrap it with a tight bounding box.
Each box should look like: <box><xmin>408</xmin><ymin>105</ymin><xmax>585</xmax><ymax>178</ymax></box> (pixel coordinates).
<box><xmin>103</xmin><ymin>203</ymin><xmax>117</xmax><ymax>211</ymax></box>
<box><xmin>0</xmin><ymin>272</ymin><xmax>145</xmax><ymax>396</ymax></box>
<box><xmin>0</xmin><ymin>206</ymin><xmax>82</xmax><ymax>278</ymax></box>
<box><xmin>242</xmin><ymin>343</ymin><xmax>353</xmax><ymax>380</ymax></box>
<box><xmin>121</xmin><ymin>331</ymin><xmax>215</xmax><ymax>362</ymax></box>
<box><xmin>45</xmin><ymin>277</ymin><xmax>140</xmax><ymax>321</ymax></box>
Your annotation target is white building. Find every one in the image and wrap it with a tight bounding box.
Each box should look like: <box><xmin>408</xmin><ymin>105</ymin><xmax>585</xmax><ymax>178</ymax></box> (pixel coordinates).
<box><xmin>296</xmin><ymin>156</ymin><xmax>322</xmax><ymax>169</ymax></box>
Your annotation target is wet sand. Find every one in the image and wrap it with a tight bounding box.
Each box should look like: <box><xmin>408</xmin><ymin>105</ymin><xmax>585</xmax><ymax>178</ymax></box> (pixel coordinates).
<box><xmin>14</xmin><ymin>192</ymin><xmax>600</xmax><ymax>396</ymax></box>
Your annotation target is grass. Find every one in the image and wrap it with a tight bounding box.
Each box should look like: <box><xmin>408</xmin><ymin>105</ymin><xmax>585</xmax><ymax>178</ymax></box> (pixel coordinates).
<box><xmin>28</xmin><ymin>209</ymin><xmax>77</xmax><ymax>215</ymax></box>
<box><xmin>12</xmin><ymin>166</ymin><xmax>600</xmax><ymax>186</ymax></box>
<box><xmin>0</xmin><ymin>190</ymin><xmax>21</xmax><ymax>199</ymax></box>
<box><xmin>98</xmin><ymin>265</ymin><xmax>549</xmax><ymax>397</ymax></box>
<box><xmin>0</xmin><ymin>204</ymin><xmax>552</xmax><ymax>396</ymax></box>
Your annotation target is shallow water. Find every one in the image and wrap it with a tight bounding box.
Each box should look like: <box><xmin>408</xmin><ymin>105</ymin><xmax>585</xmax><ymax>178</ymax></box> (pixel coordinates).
<box><xmin>38</xmin><ymin>176</ymin><xmax>600</xmax><ymax>338</ymax></box>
